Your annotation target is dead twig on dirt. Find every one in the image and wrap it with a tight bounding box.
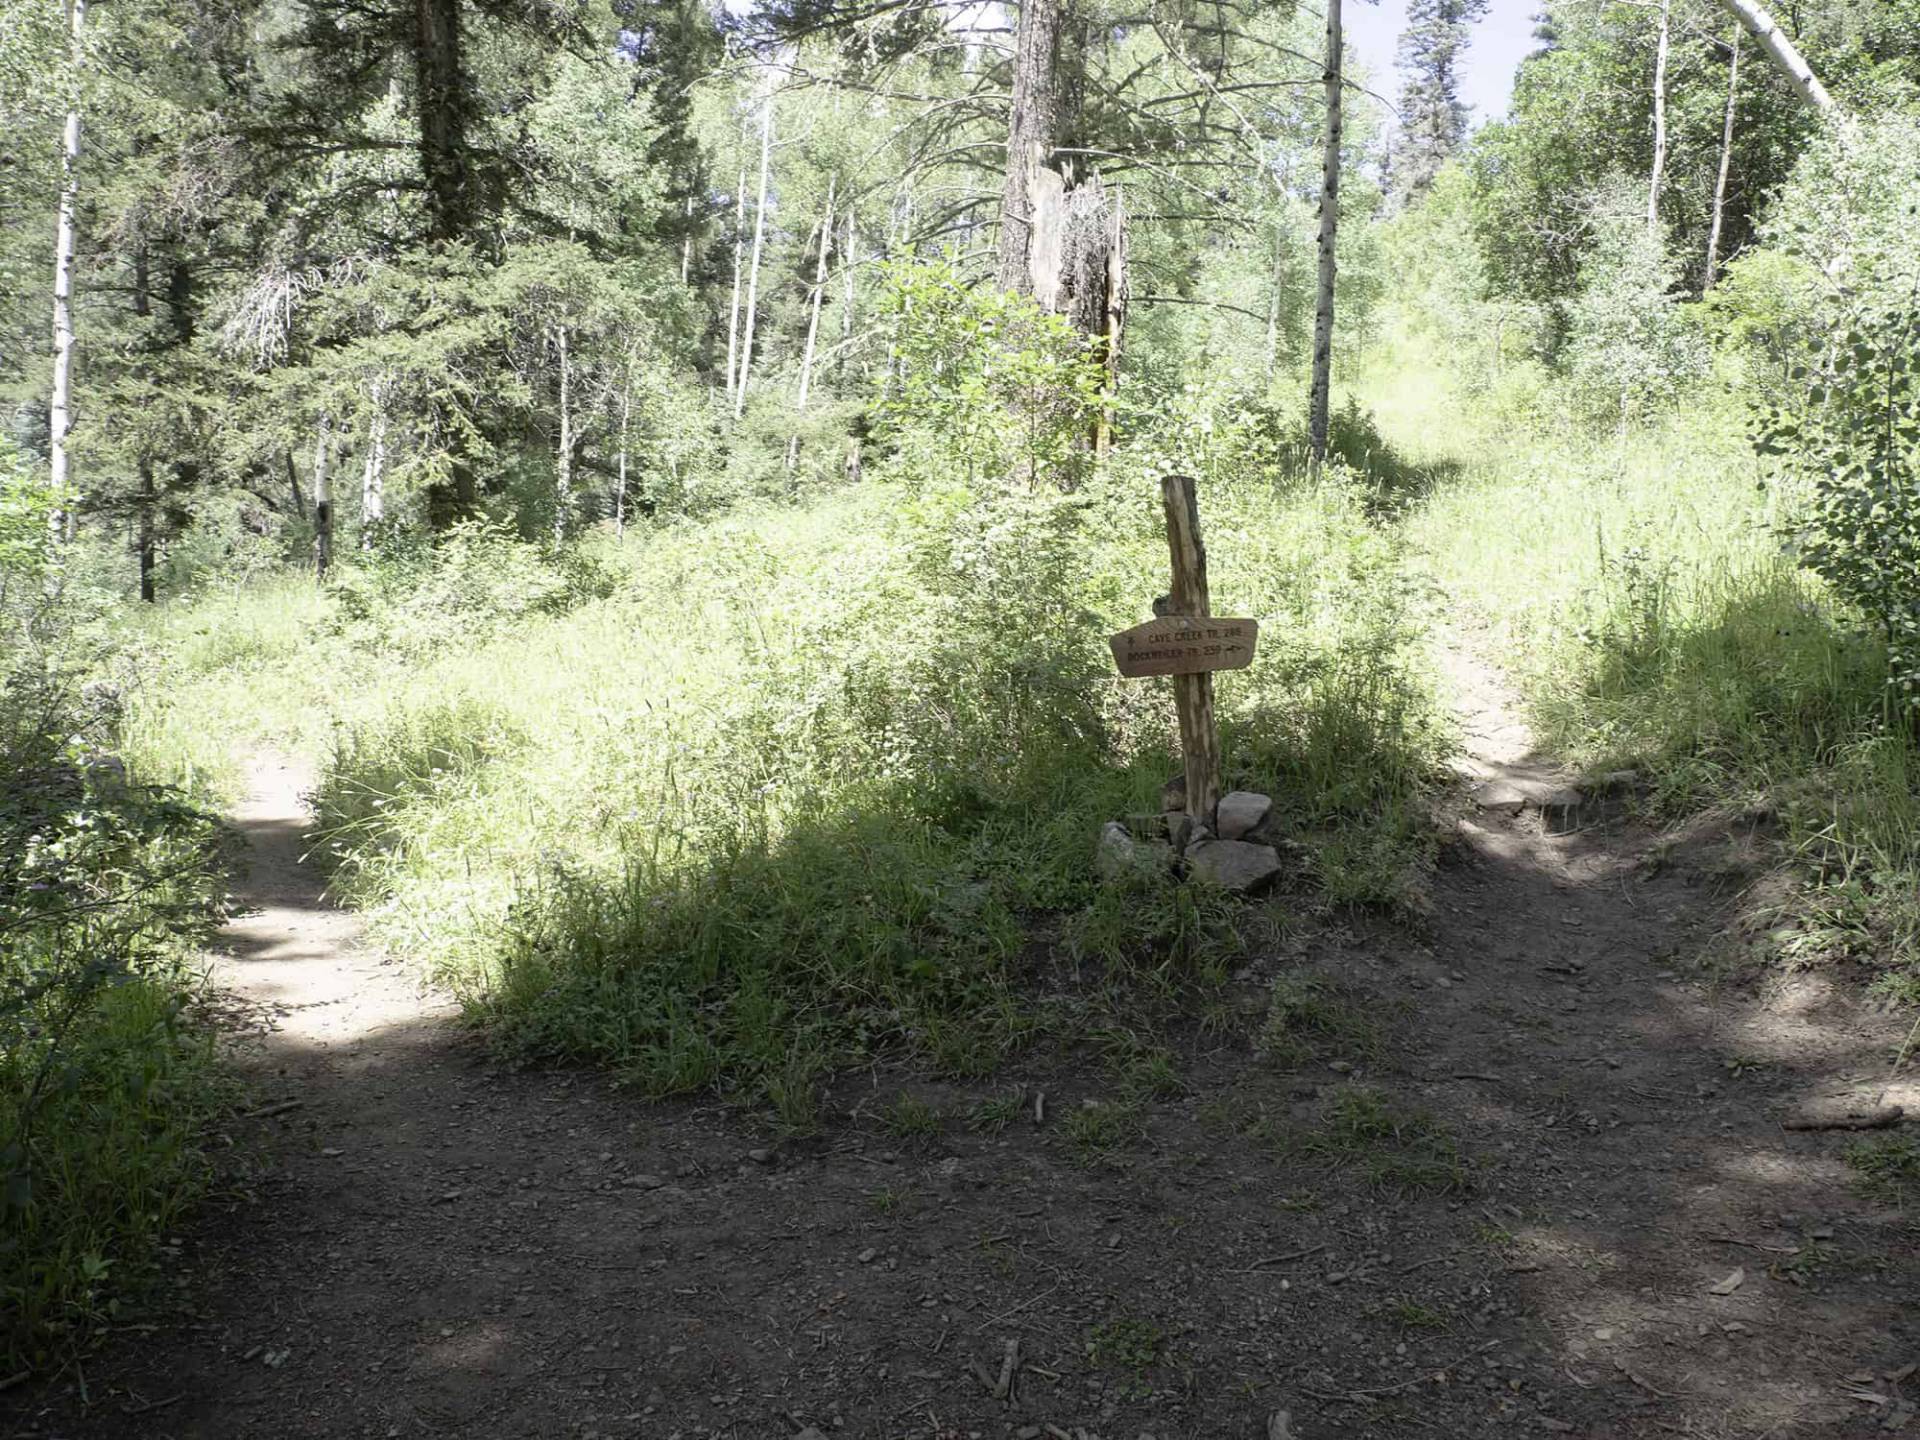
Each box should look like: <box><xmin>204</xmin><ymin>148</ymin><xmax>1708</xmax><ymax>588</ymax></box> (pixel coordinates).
<box><xmin>1303</xmin><ymin>1340</ymin><xmax>1500</xmax><ymax>1401</ymax></box>
<box><xmin>1780</xmin><ymin>1104</ymin><xmax>1904</xmax><ymax>1131</ymax></box>
<box><xmin>1230</xmin><ymin>1244</ymin><xmax>1327</xmax><ymax>1274</ymax></box>
<box><xmin>993</xmin><ymin>1337</ymin><xmax>1019</xmax><ymax>1400</ymax></box>
<box><xmin>244</xmin><ymin>1099</ymin><xmax>305</xmax><ymax>1119</ymax></box>
<box><xmin>1697</xmin><ymin>1233</ymin><xmax>1802</xmax><ymax>1255</ymax></box>
<box><xmin>970</xmin><ymin>1284</ymin><xmax>1058</xmax><ymax>1333</ymax></box>
<box><xmin>120</xmin><ymin>1392</ymin><xmax>182</xmax><ymax>1415</ymax></box>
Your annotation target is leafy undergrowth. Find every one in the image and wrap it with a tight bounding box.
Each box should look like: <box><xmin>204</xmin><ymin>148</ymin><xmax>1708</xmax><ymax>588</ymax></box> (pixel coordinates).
<box><xmin>1</xmin><ymin>659</ymin><xmax>236</xmax><ymax>1372</ymax></box>
<box><xmin>122</xmin><ymin>472</ymin><xmax>1448</xmax><ymax>1116</ymax></box>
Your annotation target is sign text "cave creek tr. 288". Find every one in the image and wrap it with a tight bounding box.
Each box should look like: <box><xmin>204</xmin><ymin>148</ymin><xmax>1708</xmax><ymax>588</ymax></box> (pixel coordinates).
<box><xmin>1108</xmin><ymin>615</ymin><xmax>1259</xmax><ymax>679</ymax></box>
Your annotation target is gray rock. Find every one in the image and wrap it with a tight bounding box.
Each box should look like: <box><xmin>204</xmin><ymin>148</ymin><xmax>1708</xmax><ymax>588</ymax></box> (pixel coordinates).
<box><xmin>1161</xmin><ymin>771</ymin><xmax>1188</xmax><ymax>813</ymax></box>
<box><xmin>1187</xmin><ymin>839</ymin><xmax>1282</xmax><ymax>893</ymax></box>
<box><xmin>1472</xmin><ymin>778</ymin><xmax>1532</xmax><ymax>814</ymax></box>
<box><xmin>1098</xmin><ymin>821</ymin><xmax>1172</xmax><ymax>880</ymax></box>
<box><xmin>1216</xmin><ymin>790</ymin><xmax>1273</xmax><ymax>841</ymax></box>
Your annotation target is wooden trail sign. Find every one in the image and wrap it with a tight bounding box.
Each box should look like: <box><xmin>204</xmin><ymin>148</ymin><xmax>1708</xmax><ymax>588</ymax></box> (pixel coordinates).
<box><xmin>1109</xmin><ymin>616</ymin><xmax>1258</xmax><ymax>678</ymax></box>
<box><xmin>1107</xmin><ymin>474</ymin><xmax>1256</xmax><ymax>827</ymax></box>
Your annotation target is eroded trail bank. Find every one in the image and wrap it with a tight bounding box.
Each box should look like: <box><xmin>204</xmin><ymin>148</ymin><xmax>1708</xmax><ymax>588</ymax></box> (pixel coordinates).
<box><xmin>6</xmin><ymin>717</ymin><xmax>1917</xmax><ymax>1440</ymax></box>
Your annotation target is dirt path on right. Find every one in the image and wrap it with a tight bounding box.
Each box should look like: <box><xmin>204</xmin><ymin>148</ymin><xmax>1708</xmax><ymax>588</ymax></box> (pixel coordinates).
<box><xmin>1384</xmin><ymin>634</ymin><xmax>1920</xmax><ymax>1433</ymax></box>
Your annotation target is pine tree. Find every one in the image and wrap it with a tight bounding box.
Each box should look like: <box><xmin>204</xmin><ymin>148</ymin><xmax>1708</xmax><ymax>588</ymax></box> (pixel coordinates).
<box><xmin>1392</xmin><ymin>0</ymin><xmax>1489</xmax><ymax>200</ymax></box>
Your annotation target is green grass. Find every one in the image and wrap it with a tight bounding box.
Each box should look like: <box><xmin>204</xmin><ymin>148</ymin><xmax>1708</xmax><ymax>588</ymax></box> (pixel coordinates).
<box><xmin>1305</xmin><ymin>1086</ymin><xmax>1471</xmax><ymax>1197</ymax></box>
<box><xmin>1259</xmin><ymin>972</ymin><xmax>1384</xmax><ymax>1068</ymax></box>
<box><xmin>1062</xmin><ymin>1099</ymin><xmax>1145</xmax><ymax>1163</ymax></box>
<box><xmin>966</xmin><ymin>1090</ymin><xmax>1024</xmax><ymax>1134</ymax></box>
<box><xmin>117</xmin><ymin>474</ymin><xmax>1448</xmax><ymax>1114</ymax></box>
<box><xmin>879</xmin><ymin>1091</ymin><xmax>942</xmax><ymax>1140</ymax></box>
<box><xmin>1846</xmin><ymin>1135</ymin><xmax>1920</xmax><ymax>1206</ymax></box>
<box><xmin>0</xmin><ymin>969</ymin><xmax>233</xmax><ymax>1371</ymax></box>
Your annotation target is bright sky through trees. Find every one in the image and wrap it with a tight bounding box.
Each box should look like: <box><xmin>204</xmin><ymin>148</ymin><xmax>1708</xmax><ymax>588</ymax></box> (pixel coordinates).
<box><xmin>1347</xmin><ymin>0</ymin><xmax>1538</xmax><ymax>121</ymax></box>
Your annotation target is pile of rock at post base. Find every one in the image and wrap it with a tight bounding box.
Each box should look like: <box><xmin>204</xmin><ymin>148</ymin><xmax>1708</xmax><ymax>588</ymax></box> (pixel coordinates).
<box><xmin>1097</xmin><ymin>777</ymin><xmax>1284</xmax><ymax>894</ymax></box>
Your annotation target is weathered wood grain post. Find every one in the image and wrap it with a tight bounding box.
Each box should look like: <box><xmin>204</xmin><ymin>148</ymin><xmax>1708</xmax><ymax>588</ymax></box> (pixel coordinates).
<box><xmin>1109</xmin><ymin>474</ymin><xmax>1258</xmax><ymax>835</ymax></box>
<box><xmin>1163</xmin><ymin>473</ymin><xmax>1219</xmax><ymax>827</ymax></box>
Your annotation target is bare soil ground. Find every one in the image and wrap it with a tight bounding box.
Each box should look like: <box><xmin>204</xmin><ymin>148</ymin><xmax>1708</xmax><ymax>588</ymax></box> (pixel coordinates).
<box><xmin>6</xmin><ymin>657</ymin><xmax>1918</xmax><ymax>1440</ymax></box>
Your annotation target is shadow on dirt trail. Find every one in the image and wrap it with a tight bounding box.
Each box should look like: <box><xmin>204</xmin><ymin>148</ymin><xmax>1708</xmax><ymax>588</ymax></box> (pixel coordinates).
<box><xmin>4</xmin><ymin>704</ymin><xmax>1916</xmax><ymax>1440</ymax></box>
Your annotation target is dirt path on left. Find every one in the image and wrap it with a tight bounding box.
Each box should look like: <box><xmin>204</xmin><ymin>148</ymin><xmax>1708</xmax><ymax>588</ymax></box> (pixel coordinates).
<box><xmin>7</xmin><ymin>733</ymin><xmax>1919</xmax><ymax>1440</ymax></box>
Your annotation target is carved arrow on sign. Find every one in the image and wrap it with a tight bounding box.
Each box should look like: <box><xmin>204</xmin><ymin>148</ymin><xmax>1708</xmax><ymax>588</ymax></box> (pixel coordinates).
<box><xmin>1109</xmin><ymin>615</ymin><xmax>1260</xmax><ymax>679</ymax></box>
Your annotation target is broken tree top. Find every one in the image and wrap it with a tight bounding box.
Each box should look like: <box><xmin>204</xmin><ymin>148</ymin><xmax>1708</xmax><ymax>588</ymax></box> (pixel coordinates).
<box><xmin>1109</xmin><ymin>615</ymin><xmax>1259</xmax><ymax>679</ymax></box>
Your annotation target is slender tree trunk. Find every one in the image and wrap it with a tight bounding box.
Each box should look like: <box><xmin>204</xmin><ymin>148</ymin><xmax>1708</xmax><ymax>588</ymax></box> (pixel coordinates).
<box><xmin>724</xmin><ymin>167</ymin><xmax>746</xmax><ymax>400</ymax></box>
<box><xmin>132</xmin><ymin>243</ymin><xmax>156</xmax><ymax>601</ymax></box>
<box><xmin>1308</xmin><ymin>0</ymin><xmax>1343</xmax><ymax>466</ymax></box>
<box><xmin>312</xmin><ymin>413</ymin><xmax>333</xmax><ymax>577</ymax></box>
<box><xmin>1705</xmin><ymin>27</ymin><xmax>1740</xmax><ymax>290</ymax></box>
<box><xmin>1712</xmin><ymin>0</ymin><xmax>1833</xmax><ymax>110</ymax></box>
<box><xmin>615</xmin><ymin>373</ymin><xmax>632</xmax><ymax>537</ymax></box>
<box><xmin>796</xmin><ymin>178</ymin><xmax>834</xmax><ymax>412</ymax></box>
<box><xmin>161</xmin><ymin>254</ymin><xmax>204</xmax><ymax>533</ymax></box>
<box><xmin>554</xmin><ymin>322</ymin><xmax>573</xmax><ymax>542</ymax></box>
<box><xmin>1092</xmin><ymin>186</ymin><xmax>1126</xmax><ymax>456</ymax></box>
<box><xmin>680</xmin><ymin>194</ymin><xmax>693</xmax><ymax>284</ymax></box>
<box><xmin>1648</xmin><ymin>0</ymin><xmax>1670</xmax><ymax>235</ymax></box>
<box><xmin>361</xmin><ymin>379</ymin><xmax>387</xmax><ymax>547</ymax></box>
<box><xmin>138</xmin><ymin>462</ymin><xmax>155</xmax><ymax>601</ymax></box>
<box><xmin>1265</xmin><ymin>221</ymin><xmax>1285</xmax><ymax>381</ymax></box>
<box><xmin>997</xmin><ymin>0</ymin><xmax>1063</xmax><ymax>295</ymax></box>
<box><xmin>735</xmin><ymin>90</ymin><xmax>774</xmax><ymax>420</ymax></box>
<box><xmin>838</xmin><ymin>209</ymin><xmax>856</xmax><ymax>376</ymax></box>
<box><xmin>48</xmin><ymin>0</ymin><xmax>86</xmax><ymax>540</ymax></box>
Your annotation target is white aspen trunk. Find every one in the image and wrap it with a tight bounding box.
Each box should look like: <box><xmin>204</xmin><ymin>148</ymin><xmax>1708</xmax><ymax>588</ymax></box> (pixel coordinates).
<box><xmin>680</xmin><ymin>194</ymin><xmax>693</xmax><ymax>284</ymax></box>
<box><xmin>360</xmin><ymin>379</ymin><xmax>388</xmax><ymax>547</ymax></box>
<box><xmin>1712</xmin><ymin>0</ymin><xmax>1833</xmax><ymax>110</ymax></box>
<box><xmin>48</xmin><ymin>0</ymin><xmax>86</xmax><ymax>539</ymax></box>
<box><xmin>1265</xmin><ymin>221</ymin><xmax>1284</xmax><ymax>381</ymax></box>
<box><xmin>839</xmin><ymin>208</ymin><xmax>856</xmax><ymax>376</ymax></box>
<box><xmin>615</xmin><ymin>376</ymin><xmax>632</xmax><ymax>537</ymax></box>
<box><xmin>1648</xmin><ymin>0</ymin><xmax>1670</xmax><ymax>235</ymax></box>
<box><xmin>1705</xmin><ymin>27</ymin><xmax>1740</xmax><ymax>289</ymax></box>
<box><xmin>554</xmin><ymin>322</ymin><xmax>573</xmax><ymax>543</ymax></box>
<box><xmin>724</xmin><ymin>168</ymin><xmax>746</xmax><ymax>400</ymax></box>
<box><xmin>312</xmin><ymin>412</ymin><xmax>333</xmax><ymax>577</ymax></box>
<box><xmin>796</xmin><ymin>177</ymin><xmax>834</xmax><ymax>412</ymax></box>
<box><xmin>1308</xmin><ymin>0</ymin><xmax>1342</xmax><ymax>465</ymax></box>
<box><xmin>735</xmin><ymin>89</ymin><xmax>774</xmax><ymax>421</ymax></box>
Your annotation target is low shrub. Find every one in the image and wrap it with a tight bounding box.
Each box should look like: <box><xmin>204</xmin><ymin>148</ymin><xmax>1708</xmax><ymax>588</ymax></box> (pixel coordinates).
<box><xmin>0</xmin><ymin>660</ymin><xmax>233</xmax><ymax>1371</ymax></box>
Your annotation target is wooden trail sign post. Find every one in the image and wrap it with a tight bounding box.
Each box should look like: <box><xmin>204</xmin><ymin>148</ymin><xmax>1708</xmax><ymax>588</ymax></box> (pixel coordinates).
<box><xmin>1108</xmin><ymin>474</ymin><xmax>1258</xmax><ymax>830</ymax></box>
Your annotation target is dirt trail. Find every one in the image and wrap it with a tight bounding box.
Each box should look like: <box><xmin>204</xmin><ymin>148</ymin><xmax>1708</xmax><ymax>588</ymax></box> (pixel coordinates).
<box><xmin>7</xmin><ymin>677</ymin><xmax>1918</xmax><ymax>1440</ymax></box>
